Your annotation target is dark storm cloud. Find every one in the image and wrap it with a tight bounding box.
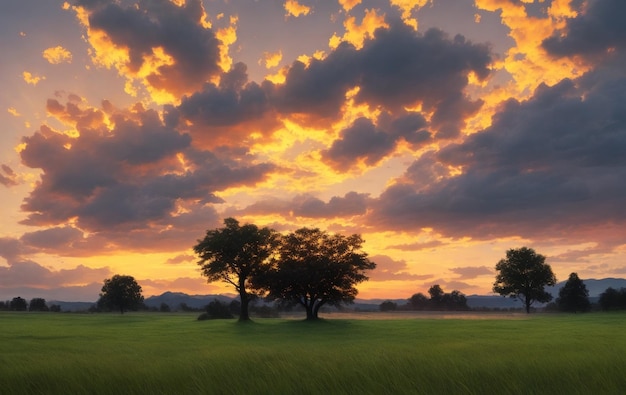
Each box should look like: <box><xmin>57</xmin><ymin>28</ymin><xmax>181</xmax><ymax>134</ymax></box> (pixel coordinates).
<box><xmin>18</xmin><ymin>98</ymin><xmax>274</xmax><ymax>234</ymax></box>
<box><xmin>322</xmin><ymin>113</ymin><xmax>431</xmax><ymax>171</ymax></box>
<box><xmin>176</xmin><ymin>63</ymin><xmax>271</xmax><ymax>127</ymax></box>
<box><xmin>543</xmin><ymin>0</ymin><xmax>626</xmax><ymax>58</ymax></box>
<box><xmin>368</xmin><ymin>62</ymin><xmax>626</xmax><ymax>241</ymax></box>
<box><xmin>271</xmin><ymin>22</ymin><xmax>492</xmax><ymax>136</ymax></box>
<box><xmin>78</xmin><ymin>0</ymin><xmax>221</xmax><ymax>96</ymax></box>
<box><xmin>322</xmin><ymin>118</ymin><xmax>396</xmax><ymax>171</ymax></box>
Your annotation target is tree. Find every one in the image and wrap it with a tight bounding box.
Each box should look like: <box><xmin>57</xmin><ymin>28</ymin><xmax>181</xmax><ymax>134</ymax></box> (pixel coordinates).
<box><xmin>379</xmin><ymin>300</ymin><xmax>397</xmax><ymax>312</ymax></box>
<box><xmin>598</xmin><ymin>287</ymin><xmax>626</xmax><ymax>310</ymax></box>
<box><xmin>428</xmin><ymin>285</ymin><xmax>445</xmax><ymax>309</ymax></box>
<box><xmin>259</xmin><ymin>228</ymin><xmax>376</xmax><ymax>320</ymax></box>
<box><xmin>556</xmin><ymin>273</ymin><xmax>590</xmax><ymax>313</ymax></box>
<box><xmin>408</xmin><ymin>293</ymin><xmax>429</xmax><ymax>310</ymax></box>
<box><xmin>10</xmin><ymin>297</ymin><xmax>28</xmax><ymax>311</ymax></box>
<box><xmin>98</xmin><ymin>275</ymin><xmax>144</xmax><ymax>314</ymax></box>
<box><xmin>28</xmin><ymin>298</ymin><xmax>49</xmax><ymax>312</ymax></box>
<box><xmin>493</xmin><ymin>247</ymin><xmax>556</xmax><ymax>313</ymax></box>
<box><xmin>193</xmin><ymin>218</ymin><xmax>279</xmax><ymax>322</ymax></box>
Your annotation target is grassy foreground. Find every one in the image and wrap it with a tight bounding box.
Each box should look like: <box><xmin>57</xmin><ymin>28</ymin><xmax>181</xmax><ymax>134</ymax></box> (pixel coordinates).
<box><xmin>1</xmin><ymin>312</ymin><xmax>625</xmax><ymax>394</ymax></box>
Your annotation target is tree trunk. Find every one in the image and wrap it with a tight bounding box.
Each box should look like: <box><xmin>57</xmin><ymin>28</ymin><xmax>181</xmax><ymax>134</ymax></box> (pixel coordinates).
<box><xmin>312</xmin><ymin>300</ymin><xmax>325</xmax><ymax>320</ymax></box>
<box><xmin>305</xmin><ymin>305</ymin><xmax>315</xmax><ymax>320</ymax></box>
<box><xmin>525</xmin><ymin>298</ymin><xmax>531</xmax><ymax>314</ymax></box>
<box><xmin>239</xmin><ymin>291</ymin><xmax>250</xmax><ymax>321</ymax></box>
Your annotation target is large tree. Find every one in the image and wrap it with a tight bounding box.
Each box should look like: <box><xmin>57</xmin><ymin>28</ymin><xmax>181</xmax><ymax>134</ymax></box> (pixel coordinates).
<box><xmin>98</xmin><ymin>275</ymin><xmax>144</xmax><ymax>314</ymax></box>
<box><xmin>556</xmin><ymin>273</ymin><xmax>590</xmax><ymax>313</ymax></box>
<box><xmin>193</xmin><ymin>218</ymin><xmax>279</xmax><ymax>322</ymax></box>
<box><xmin>259</xmin><ymin>228</ymin><xmax>376</xmax><ymax>320</ymax></box>
<box><xmin>493</xmin><ymin>247</ymin><xmax>556</xmax><ymax>313</ymax></box>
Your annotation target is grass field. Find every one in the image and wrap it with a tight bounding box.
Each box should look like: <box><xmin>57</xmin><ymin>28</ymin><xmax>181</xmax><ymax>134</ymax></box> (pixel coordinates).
<box><xmin>1</xmin><ymin>312</ymin><xmax>625</xmax><ymax>394</ymax></box>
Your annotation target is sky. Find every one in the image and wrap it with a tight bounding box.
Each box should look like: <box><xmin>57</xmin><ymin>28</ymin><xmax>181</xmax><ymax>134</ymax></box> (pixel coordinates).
<box><xmin>1</xmin><ymin>0</ymin><xmax>625</xmax><ymax>302</ymax></box>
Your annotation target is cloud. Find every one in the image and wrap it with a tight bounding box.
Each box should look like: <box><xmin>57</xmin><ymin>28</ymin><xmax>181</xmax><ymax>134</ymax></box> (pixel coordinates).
<box><xmin>238</xmin><ymin>192</ymin><xmax>370</xmax><ymax>219</ymax></box>
<box><xmin>284</xmin><ymin>0</ymin><xmax>311</xmax><ymax>18</ymax></box>
<box><xmin>542</xmin><ymin>0</ymin><xmax>626</xmax><ymax>60</ymax></box>
<box><xmin>271</xmin><ymin>22</ymin><xmax>491</xmax><ymax>136</ymax></box>
<box><xmin>260</xmin><ymin>50</ymin><xmax>283</xmax><ymax>69</ymax></box>
<box><xmin>23</xmin><ymin>71</ymin><xmax>45</xmax><ymax>85</ymax></box>
<box><xmin>449</xmin><ymin>266</ymin><xmax>493</xmax><ymax>280</ymax></box>
<box><xmin>43</xmin><ymin>46</ymin><xmax>72</xmax><ymax>64</ymax></box>
<box><xmin>368</xmin><ymin>254</ymin><xmax>433</xmax><ymax>281</ymax></box>
<box><xmin>76</xmin><ymin>0</ymin><xmax>222</xmax><ymax>99</ymax></box>
<box><xmin>18</xmin><ymin>96</ymin><xmax>274</xmax><ymax>241</ymax></box>
<box><xmin>0</xmin><ymin>164</ymin><xmax>18</xmax><ymax>187</ymax></box>
<box><xmin>20</xmin><ymin>226</ymin><xmax>84</xmax><ymax>251</ymax></box>
<box><xmin>367</xmin><ymin>60</ymin><xmax>626</xmax><ymax>241</ymax></box>
<box><xmin>388</xmin><ymin>240</ymin><xmax>444</xmax><ymax>251</ymax></box>
<box><xmin>165</xmin><ymin>254</ymin><xmax>195</xmax><ymax>265</ymax></box>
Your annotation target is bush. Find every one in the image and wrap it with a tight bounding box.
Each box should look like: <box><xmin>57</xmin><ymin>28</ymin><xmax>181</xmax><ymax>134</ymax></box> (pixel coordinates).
<box><xmin>198</xmin><ymin>299</ymin><xmax>234</xmax><ymax>320</ymax></box>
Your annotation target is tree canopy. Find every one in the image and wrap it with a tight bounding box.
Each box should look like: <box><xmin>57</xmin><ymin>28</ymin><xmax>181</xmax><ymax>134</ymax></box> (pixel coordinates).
<box><xmin>258</xmin><ymin>227</ymin><xmax>376</xmax><ymax>320</ymax></box>
<box><xmin>193</xmin><ymin>217</ymin><xmax>279</xmax><ymax>321</ymax></box>
<box><xmin>556</xmin><ymin>273</ymin><xmax>590</xmax><ymax>313</ymax></box>
<box><xmin>493</xmin><ymin>247</ymin><xmax>556</xmax><ymax>313</ymax></box>
<box><xmin>98</xmin><ymin>274</ymin><xmax>144</xmax><ymax>314</ymax></box>
<box><xmin>28</xmin><ymin>298</ymin><xmax>49</xmax><ymax>312</ymax></box>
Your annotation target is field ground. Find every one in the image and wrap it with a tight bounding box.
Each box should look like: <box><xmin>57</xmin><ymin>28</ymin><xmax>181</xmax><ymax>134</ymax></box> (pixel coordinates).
<box><xmin>1</xmin><ymin>311</ymin><xmax>625</xmax><ymax>394</ymax></box>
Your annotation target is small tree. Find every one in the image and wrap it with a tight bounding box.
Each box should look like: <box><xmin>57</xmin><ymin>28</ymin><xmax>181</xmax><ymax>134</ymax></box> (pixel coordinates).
<box><xmin>193</xmin><ymin>218</ymin><xmax>279</xmax><ymax>322</ymax></box>
<box><xmin>493</xmin><ymin>247</ymin><xmax>556</xmax><ymax>313</ymax></box>
<box><xmin>259</xmin><ymin>228</ymin><xmax>376</xmax><ymax>320</ymax></box>
<box><xmin>28</xmin><ymin>298</ymin><xmax>49</xmax><ymax>312</ymax></box>
<box><xmin>380</xmin><ymin>300</ymin><xmax>397</xmax><ymax>312</ymax></box>
<box><xmin>428</xmin><ymin>285</ymin><xmax>445</xmax><ymax>309</ymax></box>
<box><xmin>408</xmin><ymin>293</ymin><xmax>429</xmax><ymax>310</ymax></box>
<box><xmin>98</xmin><ymin>274</ymin><xmax>144</xmax><ymax>314</ymax></box>
<box><xmin>598</xmin><ymin>287</ymin><xmax>626</xmax><ymax>310</ymax></box>
<box><xmin>556</xmin><ymin>273</ymin><xmax>590</xmax><ymax>313</ymax></box>
<box><xmin>10</xmin><ymin>297</ymin><xmax>28</xmax><ymax>311</ymax></box>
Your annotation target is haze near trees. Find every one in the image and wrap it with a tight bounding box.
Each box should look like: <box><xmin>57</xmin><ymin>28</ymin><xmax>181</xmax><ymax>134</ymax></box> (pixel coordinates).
<box><xmin>493</xmin><ymin>247</ymin><xmax>556</xmax><ymax>313</ymax></box>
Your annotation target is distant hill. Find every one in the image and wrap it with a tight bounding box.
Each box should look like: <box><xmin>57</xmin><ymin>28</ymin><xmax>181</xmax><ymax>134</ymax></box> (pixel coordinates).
<box><xmin>144</xmin><ymin>291</ymin><xmax>235</xmax><ymax>310</ymax></box>
<box><xmin>46</xmin><ymin>278</ymin><xmax>626</xmax><ymax>312</ymax></box>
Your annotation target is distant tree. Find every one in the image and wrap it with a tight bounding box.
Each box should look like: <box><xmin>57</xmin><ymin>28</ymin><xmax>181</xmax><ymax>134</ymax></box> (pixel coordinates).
<box><xmin>49</xmin><ymin>304</ymin><xmax>62</xmax><ymax>313</ymax></box>
<box><xmin>159</xmin><ymin>302</ymin><xmax>171</xmax><ymax>312</ymax></box>
<box><xmin>10</xmin><ymin>297</ymin><xmax>28</xmax><ymax>311</ymax></box>
<box><xmin>194</xmin><ymin>218</ymin><xmax>279</xmax><ymax>322</ymax></box>
<box><xmin>28</xmin><ymin>298</ymin><xmax>49</xmax><ymax>312</ymax></box>
<box><xmin>442</xmin><ymin>290</ymin><xmax>470</xmax><ymax>311</ymax></box>
<box><xmin>198</xmin><ymin>299</ymin><xmax>234</xmax><ymax>320</ymax></box>
<box><xmin>98</xmin><ymin>275</ymin><xmax>144</xmax><ymax>314</ymax></box>
<box><xmin>0</xmin><ymin>301</ymin><xmax>7</xmax><ymax>311</ymax></box>
<box><xmin>380</xmin><ymin>300</ymin><xmax>397</xmax><ymax>312</ymax></box>
<box><xmin>428</xmin><ymin>285</ymin><xmax>445</xmax><ymax>309</ymax></box>
<box><xmin>493</xmin><ymin>247</ymin><xmax>557</xmax><ymax>313</ymax></box>
<box><xmin>598</xmin><ymin>287</ymin><xmax>626</xmax><ymax>310</ymax></box>
<box><xmin>259</xmin><ymin>228</ymin><xmax>376</xmax><ymax>320</ymax></box>
<box><xmin>408</xmin><ymin>293</ymin><xmax>429</xmax><ymax>310</ymax></box>
<box><xmin>556</xmin><ymin>273</ymin><xmax>590</xmax><ymax>313</ymax></box>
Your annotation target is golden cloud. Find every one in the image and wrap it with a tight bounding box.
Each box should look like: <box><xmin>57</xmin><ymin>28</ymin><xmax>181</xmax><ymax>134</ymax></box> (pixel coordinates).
<box><xmin>284</xmin><ymin>0</ymin><xmax>311</xmax><ymax>18</ymax></box>
<box><xmin>22</xmin><ymin>71</ymin><xmax>45</xmax><ymax>85</ymax></box>
<box><xmin>43</xmin><ymin>46</ymin><xmax>72</xmax><ymax>64</ymax></box>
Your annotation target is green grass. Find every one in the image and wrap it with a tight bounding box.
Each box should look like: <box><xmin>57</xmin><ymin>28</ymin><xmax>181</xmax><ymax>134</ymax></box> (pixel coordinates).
<box><xmin>1</xmin><ymin>312</ymin><xmax>625</xmax><ymax>394</ymax></box>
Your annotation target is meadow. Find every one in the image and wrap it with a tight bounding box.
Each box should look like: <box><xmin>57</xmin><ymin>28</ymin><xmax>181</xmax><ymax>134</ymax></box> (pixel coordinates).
<box><xmin>1</xmin><ymin>312</ymin><xmax>625</xmax><ymax>394</ymax></box>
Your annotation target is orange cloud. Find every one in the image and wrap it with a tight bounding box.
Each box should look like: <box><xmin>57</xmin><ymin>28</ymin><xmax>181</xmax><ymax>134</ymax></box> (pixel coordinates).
<box><xmin>339</xmin><ymin>0</ymin><xmax>361</xmax><ymax>12</ymax></box>
<box><xmin>284</xmin><ymin>0</ymin><xmax>311</xmax><ymax>18</ymax></box>
<box><xmin>260</xmin><ymin>50</ymin><xmax>283</xmax><ymax>69</ymax></box>
<box><xmin>43</xmin><ymin>46</ymin><xmax>72</xmax><ymax>64</ymax></box>
<box><xmin>329</xmin><ymin>8</ymin><xmax>388</xmax><ymax>50</ymax></box>
<box><xmin>22</xmin><ymin>71</ymin><xmax>45</xmax><ymax>85</ymax></box>
<box><xmin>389</xmin><ymin>0</ymin><xmax>431</xmax><ymax>30</ymax></box>
<box><xmin>7</xmin><ymin>107</ymin><xmax>20</xmax><ymax>117</ymax></box>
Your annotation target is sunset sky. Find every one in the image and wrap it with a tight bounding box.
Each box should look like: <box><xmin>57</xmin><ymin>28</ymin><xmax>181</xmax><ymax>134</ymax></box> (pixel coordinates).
<box><xmin>1</xmin><ymin>0</ymin><xmax>625</xmax><ymax>302</ymax></box>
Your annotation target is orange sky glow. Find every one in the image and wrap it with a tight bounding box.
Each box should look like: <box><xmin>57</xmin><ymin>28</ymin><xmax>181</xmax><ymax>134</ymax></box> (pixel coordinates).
<box><xmin>1</xmin><ymin>0</ymin><xmax>625</xmax><ymax>302</ymax></box>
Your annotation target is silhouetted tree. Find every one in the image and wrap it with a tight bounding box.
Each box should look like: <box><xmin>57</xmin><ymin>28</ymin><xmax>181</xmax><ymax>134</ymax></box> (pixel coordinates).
<box><xmin>159</xmin><ymin>302</ymin><xmax>171</xmax><ymax>312</ymax></box>
<box><xmin>194</xmin><ymin>218</ymin><xmax>279</xmax><ymax>322</ymax></box>
<box><xmin>408</xmin><ymin>293</ymin><xmax>429</xmax><ymax>310</ymax></box>
<box><xmin>49</xmin><ymin>304</ymin><xmax>62</xmax><ymax>312</ymax></box>
<box><xmin>556</xmin><ymin>273</ymin><xmax>590</xmax><ymax>313</ymax></box>
<box><xmin>493</xmin><ymin>247</ymin><xmax>556</xmax><ymax>313</ymax></box>
<box><xmin>10</xmin><ymin>297</ymin><xmax>28</xmax><ymax>311</ymax></box>
<box><xmin>598</xmin><ymin>287</ymin><xmax>626</xmax><ymax>310</ymax></box>
<box><xmin>258</xmin><ymin>228</ymin><xmax>376</xmax><ymax>320</ymax></box>
<box><xmin>28</xmin><ymin>298</ymin><xmax>49</xmax><ymax>312</ymax></box>
<box><xmin>98</xmin><ymin>275</ymin><xmax>144</xmax><ymax>314</ymax></box>
<box><xmin>442</xmin><ymin>290</ymin><xmax>469</xmax><ymax>311</ymax></box>
<box><xmin>380</xmin><ymin>300</ymin><xmax>397</xmax><ymax>312</ymax></box>
<box><xmin>428</xmin><ymin>285</ymin><xmax>445</xmax><ymax>309</ymax></box>
<box><xmin>198</xmin><ymin>299</ymin><xmax>234</xmax><ymax>320</ymax></box>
